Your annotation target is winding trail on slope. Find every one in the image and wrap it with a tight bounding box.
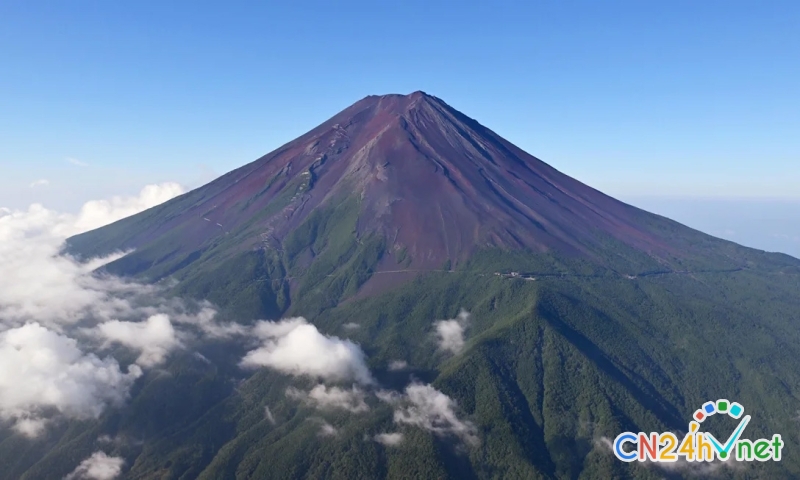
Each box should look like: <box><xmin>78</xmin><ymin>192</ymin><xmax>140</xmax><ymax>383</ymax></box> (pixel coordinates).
<box><xmin>252</xmin><ymin>267</ymin><xmax>759</xmax><ymax>284</ymax></box>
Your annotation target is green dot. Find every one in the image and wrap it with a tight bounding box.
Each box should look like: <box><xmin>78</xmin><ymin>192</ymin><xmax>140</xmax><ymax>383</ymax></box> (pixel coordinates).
<box><xmin>717</xmin><ymin>401</ymin><xmax>728</xmax><ymax>412</ymax></box>
<box><xmin>719</xmin><ymin>451</ymin><xmax>728</xmax><ymax>459</ymax></box>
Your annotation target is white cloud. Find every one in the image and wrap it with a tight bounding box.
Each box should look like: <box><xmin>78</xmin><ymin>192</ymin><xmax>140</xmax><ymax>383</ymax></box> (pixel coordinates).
<box><xmin>97</xmin><ymin>434</ymin><xmax>138</xmax><ymax>447</ymax></box>
<box><xmin>171</xmin><ymin>306</ymin><xmax>248</xmax><ymax>339</ymax></box>
<box><xmin>0</xmin><ymin>323</ymin><xmax>141</xmax><ymax>436</ymax></box>
<box><xmin>96</xmin><ymin>314</ymin><xmax>182</xmax><ymax>367</ymax></box>
<box><xmin>0</xmin><ymin>183</ymin><xmax>186</xmax><ymax>328</ymax></box>
<box><xmin>29</xmin><ymin>179</ymin><xmax>49</xmax><ymax>188</ymax></box>
<box><xmin>13</xmin><ymin>417</ymin><xmax>49</xmax><ymax>437</ymax></box>
<box><xmin>264</xmin><ymin>406</ymin><xmax>275</xmax><ymax>424</ymax></box>
<box><xmin>193</xmin><ymin>352</ymin><xmax>211</xmax><ymax>364</ymax></box>
<box><xmin>241</xmin><ymin>318</ymin><xmax>373</xmax><ymax>384</ymax></box>
<box><xmin>73</xmin><ymin>182</ymin><xmax>184</xmax><ymax>232</ymax></box>
<box><xmin>374</xmin><ymin>432</ymin><xmax>404</xmax><ymax>446</ymax></box>
<box><xmin>318</xmin><ymin>421</ymin><xmax>338</xmax><ymax>437</ymax></box>
<box><xmin>65</xmin><ymin>451</ymin><xmax>124</xmax><ymax>480</ymax></box>
<box><xmin>593</xmin><ymin>436</ymin><xmax>613</xmax><ymax>451</ymax></box>
<box><xmin>388</xmin><ymin>360</ymin><xmax>408</xmax><ymax>371</ymax></box>
<box><xmin>376</xmin><ymin>389</ymin><xmax>403</xmax><ymax>404</ymax></box>
<box><xmin>286</xmin><ymin>384</ymin><xmax>369</xmax><ymax>413</ymax></box>
<box><xmin>434</xmin><ymin>310</ymin><xmax>470</xmax><ymax>354</ymax></box>
<box><xmin>250</xmin><ymin>317</ymin><xmax>307</xmax><ymax>338</ymax></box>
<box><xmin>388</xmin><ymin>383</ymin><xmax>478</xmax><ymax>446</ymax></box>
<box><xmin>342</xmin><ymin>322</ymin><xmax>360</xmax><ymax>330</ymax></box>
<box><xmin>66</xmin><ymin>157</ymin><xmax>90</xmax><ymax>167</ymax></box>
<box><xmin>0</xmin><ymin>204</ymin><xmax>124</xmax><ymax>327</ymax></box>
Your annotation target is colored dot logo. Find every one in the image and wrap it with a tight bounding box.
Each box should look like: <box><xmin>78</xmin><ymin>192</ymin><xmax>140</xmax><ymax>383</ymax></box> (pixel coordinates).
<box><xmin>613</xmin><ymin>398</ymin><xmax>783</xmax><ymax>463</ymax></box>
<box><xmin>692</xmin><ymin>399</ymin><xmax>743</xmax><ymax>422</ymax></box>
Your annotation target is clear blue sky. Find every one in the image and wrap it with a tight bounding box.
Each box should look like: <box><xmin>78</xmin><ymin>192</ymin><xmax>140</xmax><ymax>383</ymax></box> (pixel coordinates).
<box><xmin>1</xmin><ymin>0</ymin><xmax>798</xmax><ymax>213</ymax></box>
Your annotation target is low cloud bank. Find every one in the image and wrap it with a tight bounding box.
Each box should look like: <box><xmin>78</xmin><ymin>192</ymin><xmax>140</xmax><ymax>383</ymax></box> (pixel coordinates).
<box><xmin>0</xmin><ymin>321</ymin><xmax>142</xmax><ymax>436</ymax></box>
<box><xmin>0</xmin><ymin>182</ymin><xmax>186</xmax><ymax>329</ymax></box>
<box><xmin>0</xmin><ymin>184</ymin><xmax>204</xmax><ymax>435</ymax></box>
<box><xmin>1</xmin><ymin>183</ymin><xmax>484</xmax><ymax>453</ymax></box>
<box><xmin>0</xmin><ymin>184</ymin><xmax>377</xmax><ymax>437</ymax></box>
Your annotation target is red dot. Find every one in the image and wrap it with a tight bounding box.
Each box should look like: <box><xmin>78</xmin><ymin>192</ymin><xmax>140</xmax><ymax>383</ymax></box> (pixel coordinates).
<box><xmin>694</xmin><ymin>411</ymin><xmax>705</xmax><ymax>421</ymax></box>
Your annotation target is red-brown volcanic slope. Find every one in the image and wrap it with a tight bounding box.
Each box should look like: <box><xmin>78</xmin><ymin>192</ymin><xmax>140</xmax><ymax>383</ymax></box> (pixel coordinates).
<box><xmin>78</xmin><ymin>92</ymin><xmax>685</xmax><ymax>274</ymax></box>
<box><xmin>216</xmin><ymin>91</ymin><xmax>670</xmax><ymax>267</ymax></box>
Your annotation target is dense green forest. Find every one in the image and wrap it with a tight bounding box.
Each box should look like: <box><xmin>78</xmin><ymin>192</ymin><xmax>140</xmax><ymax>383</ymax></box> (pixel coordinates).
<box><xmin>5</xmin><ymin>230</ymin><xmax>800</xmax><ymax>479</ymax></box>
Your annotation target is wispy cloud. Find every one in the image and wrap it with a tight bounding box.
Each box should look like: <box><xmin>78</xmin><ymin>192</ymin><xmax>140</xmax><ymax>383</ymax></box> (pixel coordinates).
<box><xmin>286</xmin><ymin>384</ymin><xmax>369</xmax><ymax>413</ymax></box>
<box><xmin>772</xmin><ymin>233</ymin><xmax>800</xmax><ymax>242</ymax></box>
<box><xmin>388</xmin><ymin>360</ymin><xmax>408</xmax><ymax>371</ymax></box>
<box><xmin>29</xmin><ymin>179</ymin><xmax>49</xmax><ymax>188</ymax></box>
<box><xmin>66</xmin><ymin>157</ymin><xmax>90</xmax><ymax>167</ymax></box>
<box><xmin>317</xmin><ymin>420</ymin><xmax>338</xmax><ymax>437</ymax></box>
<box><xmin>264</xmin><ymin>406</ymin><xmax>276</xmax><ymax>425</ymax></box>
<box><xmin>97</xmin><ymin>434</ymin><xmax>140</xmax><ymax>447</ymax></box>
<box><xmin>379</xmin><ymin>382</ymin><xmax>478</xmax><ymax>446</ymax></box>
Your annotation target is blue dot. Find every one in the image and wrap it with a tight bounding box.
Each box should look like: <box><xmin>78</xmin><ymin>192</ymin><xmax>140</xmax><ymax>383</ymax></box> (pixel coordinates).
<box><xmin>704</xmin><ymin>404</ymin><xmax>715</xmax><ymax>414</ymax></box>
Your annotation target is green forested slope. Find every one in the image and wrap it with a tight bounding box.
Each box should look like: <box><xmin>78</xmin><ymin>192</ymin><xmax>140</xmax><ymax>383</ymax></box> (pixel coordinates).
<box><xmin>4</xmin><ymin>245</ymin><xmax>799</xmax><ymax>479</ymax></box>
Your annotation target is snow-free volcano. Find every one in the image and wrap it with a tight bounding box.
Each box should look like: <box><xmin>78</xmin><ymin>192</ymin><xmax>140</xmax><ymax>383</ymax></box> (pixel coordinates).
<box><xmin>68</xmin><ymin>91</ymin><xmax>750</xmax><ymax>294</ymax></box>
<box><xmin>40</xmin><ymin>93</ymin><xmax>800</xmax><ymax>480</ymax></box>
